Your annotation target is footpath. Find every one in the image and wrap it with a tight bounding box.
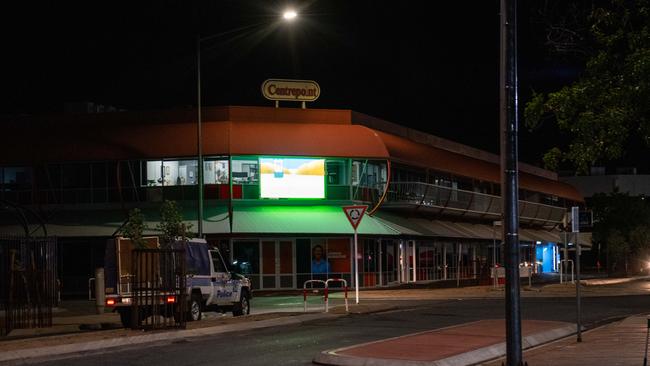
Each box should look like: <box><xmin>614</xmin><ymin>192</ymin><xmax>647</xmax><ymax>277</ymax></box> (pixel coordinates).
<box><xmin>1</xmin><ymin>275</ymin><xmax>648</xmax><ymax>365</ymax></box>
<box><xmin>314</xmin><ymin>275</ymin><xmax>650</xmax><ymax>366</ymax></box>
<box><xmin>314</xmin><ymin>315</ymin><xmax>650</xmax><ymax>366</ymax></box>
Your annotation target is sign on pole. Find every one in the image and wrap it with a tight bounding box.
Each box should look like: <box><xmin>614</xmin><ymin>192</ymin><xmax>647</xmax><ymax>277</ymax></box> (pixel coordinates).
<box><xmin>343</xmin><ymin>206</ymin><xmax>367</xmax><ymax>230</ymax></box>
<box><xmin>343</xmin><ymin>205</ymin><xmax>367</xmax><ymax>305</ymax></box>
<box><xmin>571</xmin><ymin>206</ymin><xmax>580</xmax><ymax>233</ymax></box>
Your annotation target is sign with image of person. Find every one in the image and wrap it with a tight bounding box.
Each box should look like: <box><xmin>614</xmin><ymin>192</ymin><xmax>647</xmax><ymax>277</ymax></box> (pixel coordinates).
<box><xmin>311</xmin><ymin>244</ymin><xmax>330</xmax><ymax>274</ymax></box>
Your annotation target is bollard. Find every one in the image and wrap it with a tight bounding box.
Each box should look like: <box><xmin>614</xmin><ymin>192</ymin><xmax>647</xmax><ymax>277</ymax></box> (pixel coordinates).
<box><xmin>95</xmin><ymin>267</ymin><xmax>105</xmax><ymax>314</ymax></box>
<box><xmin>344</xmin><ymin>286</ymin><xmax>349</xmax><ymax>312</ymax></box>
<box><xmin>324</xmin><ymin>287</ymin><xmax>329</xmax><ymax>312</ymax></box>
<box><xmin>303</xmin><ymin>288</ymin><xmax>307</xmax><ymax>312</ymax></box>
<box><xmin>643</xmin><ymin>318</ymin><xmax>650</xmax><ymax>366</ymax></box>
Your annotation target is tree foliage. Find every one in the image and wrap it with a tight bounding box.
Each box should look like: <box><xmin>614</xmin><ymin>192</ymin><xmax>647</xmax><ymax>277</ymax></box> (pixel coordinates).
<box><xmin>525</xmin><ymin>0</ymin><xmax>650</xmax><ymax>173</ymax></box>
<box><xmin>157</xmin><ymin>200</ymin><xmax>193</xmax><ymax>248</ymax></box>
<box><xmin>121</xmin><ymin>208</ymin><xmax>148</xmax><ymax>249</ymax></box>
<box><xmin>591</xmin><ymin>191</ymin><xmax>650</xmax><ymax>273</ymax></box>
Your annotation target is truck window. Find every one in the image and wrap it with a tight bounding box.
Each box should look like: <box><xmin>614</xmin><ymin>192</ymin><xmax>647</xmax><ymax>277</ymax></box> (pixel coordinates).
<box><xmin>210</xmin><ymin>250</ymin><xmax>227</xmax><ymax>273</ymax></box>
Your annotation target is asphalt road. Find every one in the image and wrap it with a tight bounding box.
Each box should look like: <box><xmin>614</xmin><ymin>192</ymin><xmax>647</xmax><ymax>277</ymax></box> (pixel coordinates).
<box><xmin>38</xmin><ymin>294</ymin><xmax>650</xmax><ymax>366</ymax></box>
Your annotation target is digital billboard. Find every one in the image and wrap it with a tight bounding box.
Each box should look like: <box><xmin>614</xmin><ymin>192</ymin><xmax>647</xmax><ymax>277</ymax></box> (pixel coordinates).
<box><xmin>260</xmin><ymin>158</ymin><xmax>325</xmax><ymax>199</ymax></box>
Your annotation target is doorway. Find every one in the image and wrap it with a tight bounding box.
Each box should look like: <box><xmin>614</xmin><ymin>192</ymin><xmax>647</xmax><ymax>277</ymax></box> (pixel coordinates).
<box><xmin>261</xmin><ymin>240</ymin><xmax>295</xmax><ymax>289</ymax></box>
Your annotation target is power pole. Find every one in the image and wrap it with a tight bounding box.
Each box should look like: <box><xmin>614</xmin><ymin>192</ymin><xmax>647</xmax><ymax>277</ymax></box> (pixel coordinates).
<box><xmin>500</xmin><ymin>0</ymin><xmax>523</xmax><ymax>365</ymax></box>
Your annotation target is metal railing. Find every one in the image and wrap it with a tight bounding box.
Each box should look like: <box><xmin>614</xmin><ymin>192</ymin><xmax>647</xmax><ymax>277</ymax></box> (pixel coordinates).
<box><xmin>384</xmin><ymin>181</ymin><xmax>566</xmax><ymax>226</ymax></box>
<box><xmin>1</xmin><ymin>236</ymin><xmax>57</xmax><ymax>336</ymax></box>
<box><xmin>130</xmin><ymin>248</ymin><xmax>187</xmax><ymax>330</ymax></box>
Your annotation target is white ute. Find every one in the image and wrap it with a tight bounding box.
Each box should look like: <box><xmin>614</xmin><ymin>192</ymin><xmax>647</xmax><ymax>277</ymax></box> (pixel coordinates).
<box><xmin>105</xmin><ymin>238</ymin><xmax>252</xmax><ymax>327</ymax></box>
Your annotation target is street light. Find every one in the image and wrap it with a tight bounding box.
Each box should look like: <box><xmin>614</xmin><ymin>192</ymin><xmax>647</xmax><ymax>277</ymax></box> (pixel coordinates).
<box><xmin>196</xmin><ymin>10</ymin><xmax>298</xmax><ymax>237</ymax></box>
<box><xmin>283</xmin><ymin>9</ymin><xmax>298</xmax><ymax>21</ymax></box>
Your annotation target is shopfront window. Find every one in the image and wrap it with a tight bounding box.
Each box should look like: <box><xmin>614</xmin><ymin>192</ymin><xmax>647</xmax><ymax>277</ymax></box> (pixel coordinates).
<box><xmin>204</xmin><ymin>158</ymin><xmax>229</xmax><ymax>184</ymax></box>
<box><xmin>142</xmin><ymin>159</ymin><xmax>198</xmax><ymax>186</ymax></box>
<box><xmin>231</xmin><ymin>159</ymin><xmax>258</xmax><ymax>185</ymax></box>
<box><xmin>2</xmin><ymin>166</ymin><xmax>32</xmax><ymax>189</ymax></box>
<box><xmin>326</xmin><ymin>160</ymin><xmax>348</xmax><ymax>185</ymax></box>
<box><xmin>296</xmin><ymin>238</ymin><xmax>351</xmax><ymax>287</ymax></box>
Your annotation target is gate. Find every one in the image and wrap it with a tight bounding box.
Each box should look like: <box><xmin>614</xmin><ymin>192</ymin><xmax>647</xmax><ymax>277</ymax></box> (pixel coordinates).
<box><xmin>0</xmin><ymin>236</ymin><xmax>57</xmax><ymax>336</ymax></box>
<box><xmin>131</xmin><ymin>248</ymin><xmax>187</xmax><ymax>330</ymax></box>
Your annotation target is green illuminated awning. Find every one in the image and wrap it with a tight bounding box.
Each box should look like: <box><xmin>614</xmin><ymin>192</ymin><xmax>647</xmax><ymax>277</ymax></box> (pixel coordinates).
<box><xmin>232</xmin><ymin>205</ymin><xmax>398</xmax><ymax>236</ymax></box>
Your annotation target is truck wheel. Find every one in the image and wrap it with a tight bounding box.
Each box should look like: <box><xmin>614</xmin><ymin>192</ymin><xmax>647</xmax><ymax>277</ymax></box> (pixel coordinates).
<box><xmin>232</xmin><ymin>290</ymin><xmax>250</xmax><ymax>317</ymax></box>
<box><xmin>118</xmin><ymin>308</ymin><xmax>132</xmax><ymax>328</ymax></box>
<box><xmin>188</xmin><ymin>294</ymin><xmax>202</xmax><ymax>321</ymax></box>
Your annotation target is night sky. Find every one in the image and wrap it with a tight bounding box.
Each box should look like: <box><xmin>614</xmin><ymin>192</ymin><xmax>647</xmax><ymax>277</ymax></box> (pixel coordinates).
<box><xmin>2</xmin><ymin>1</ymin><xmax>583</xmax><ymax>166</ymax></box>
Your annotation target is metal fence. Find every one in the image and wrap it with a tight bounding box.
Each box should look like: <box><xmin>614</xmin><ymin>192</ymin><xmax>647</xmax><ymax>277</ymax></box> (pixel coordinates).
<box><xmin>130</xmin><ymin>248</ymin><xmax>187</xmax><ymax>330</ymax></box>
<box><xmin>0</xmin><ymin>236</ymin><xmax>57</xmax><ymax>336</ymax></box>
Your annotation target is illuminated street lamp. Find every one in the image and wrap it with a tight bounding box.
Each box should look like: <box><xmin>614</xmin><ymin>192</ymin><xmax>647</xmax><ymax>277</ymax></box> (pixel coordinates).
<box><xmin>196</xmin><ymin>10</ymin><xmax>298</xmax><ymax>236</ymax></box>
<box><xmin>283</xmin><ymin>9</ymin><xmax>298</xmax><ymax>21</ymax></box>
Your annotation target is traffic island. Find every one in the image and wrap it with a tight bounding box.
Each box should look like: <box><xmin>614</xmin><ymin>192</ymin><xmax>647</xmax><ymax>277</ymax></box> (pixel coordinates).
<box><xmin>313</xmin><ymin>319</ymin><xmax>576</xmax><ymax>366</ymax></box>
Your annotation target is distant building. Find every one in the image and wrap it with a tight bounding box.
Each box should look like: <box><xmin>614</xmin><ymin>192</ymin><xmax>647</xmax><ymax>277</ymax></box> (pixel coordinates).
<box><xmin>0</xmin><ymin>106</ymin><xmax>585</xmax><ymax>297</ymax></box>
<box><xmin>560</xmin><ymin>166</ymin><xmax>650</xmax><ymax>198</ymax></box>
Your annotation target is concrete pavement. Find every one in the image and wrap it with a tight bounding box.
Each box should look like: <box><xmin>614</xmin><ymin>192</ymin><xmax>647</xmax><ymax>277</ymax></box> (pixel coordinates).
<box><xmin>482</xmin><ymin>314</ymin><xmax>650</xmax><ymax>365</ymax></box>
<box><xmin>313</xmin><ymin>319</ymin><xmax>577</xmax><ymax>366</ymax></box>
<box><xmin>315</xmin><ymin>313</ymin><xmax>650</xmax><ymax>366</ymax></box>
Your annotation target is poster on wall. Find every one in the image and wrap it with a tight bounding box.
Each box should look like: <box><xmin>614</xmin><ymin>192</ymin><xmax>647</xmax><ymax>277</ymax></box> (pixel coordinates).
<box><xmin>259</xmin><ymin>157</ymin><xmax>325</xmax><ymax>199</ymax></box>
<box><xmin>311</xmin><ymin>243</ymin><xmax>330</xmax><ymax>274</ymax></box>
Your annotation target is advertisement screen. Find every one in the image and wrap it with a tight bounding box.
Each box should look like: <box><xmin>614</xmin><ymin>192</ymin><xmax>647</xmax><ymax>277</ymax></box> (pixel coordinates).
<box><xmin>260</xmin><ymin>157</ymin><xmax>325</xmax><ymax>199</ymax></box>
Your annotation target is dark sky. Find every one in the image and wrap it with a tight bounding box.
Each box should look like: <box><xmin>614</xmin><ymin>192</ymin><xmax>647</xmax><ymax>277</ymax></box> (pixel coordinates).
<box><xmin>1</xmin><ymin>1</ymin><xmax>583</xmax><ymax>166</ymax></box>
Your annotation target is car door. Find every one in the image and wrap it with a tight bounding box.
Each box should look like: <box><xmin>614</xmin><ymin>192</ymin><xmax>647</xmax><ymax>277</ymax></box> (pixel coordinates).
<box><xmin>208</xmin><ymin>250</ymin><xmax>228</xmax><ymax>305</ymax></box>
<box><xmin>209</xmin><ymin>250</ymin><xmax>235</xmax><ymax>305</ymax></box>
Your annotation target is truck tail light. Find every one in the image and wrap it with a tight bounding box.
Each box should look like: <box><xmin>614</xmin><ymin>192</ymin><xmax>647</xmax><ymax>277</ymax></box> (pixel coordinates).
<box><xmin>166</xmin><ymin>296</ymin><xmax>176</xmax><ymax>304</ymax></box>
<box><xmin>106</xmin><ymin>298</ymin><xmax>116</xmax><ymax>306</ymax></box>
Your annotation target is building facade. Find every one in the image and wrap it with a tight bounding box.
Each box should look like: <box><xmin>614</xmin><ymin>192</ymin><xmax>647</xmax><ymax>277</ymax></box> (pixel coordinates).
<box><xmin>0</xmin><ymin>106</ymin><xmax>584</xmax><ymax>296</ymax></box>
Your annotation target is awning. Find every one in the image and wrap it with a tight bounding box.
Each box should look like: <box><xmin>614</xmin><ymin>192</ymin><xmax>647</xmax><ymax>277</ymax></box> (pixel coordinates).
<box><xmin>232</xmin><ymin>205</ymin><xmax>398</xmax><ymax>235</ymax></box>
<box><xmin>0</xmin><ymin>205</ymin><xmax>230</xmax><ymax>238</ymax></box>
<box><xmin>373</xmin><ymin>211</ymin><xmax>566</xmax><ymax>243</ymax></box>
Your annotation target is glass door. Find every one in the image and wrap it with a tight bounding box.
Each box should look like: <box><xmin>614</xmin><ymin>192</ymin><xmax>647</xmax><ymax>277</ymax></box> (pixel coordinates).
<box><xmin>261</xmin><ymin>240</ymin><xmax>295</xmax><ymax>289</ymax></box>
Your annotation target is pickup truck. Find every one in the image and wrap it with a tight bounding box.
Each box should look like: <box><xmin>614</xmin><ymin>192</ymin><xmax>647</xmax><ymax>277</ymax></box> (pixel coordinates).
<box><xmin>104</xmin><ymin>237</ymin><xmax>252</xmax><ymax>327</ymax></box>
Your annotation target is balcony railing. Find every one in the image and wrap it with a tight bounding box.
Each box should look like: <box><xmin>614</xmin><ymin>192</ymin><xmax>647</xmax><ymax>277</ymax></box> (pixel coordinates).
<box><xmin>384</xmin><ymin>181</ymin><xmax>565</xmax><ymax>227</ymax></box>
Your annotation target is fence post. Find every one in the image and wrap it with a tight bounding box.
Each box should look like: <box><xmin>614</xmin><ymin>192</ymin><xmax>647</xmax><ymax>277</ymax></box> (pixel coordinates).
<box><xmin>95</xmin><ymin>268</ymin><xmax>105</xmax><ymax>314</ymax></box>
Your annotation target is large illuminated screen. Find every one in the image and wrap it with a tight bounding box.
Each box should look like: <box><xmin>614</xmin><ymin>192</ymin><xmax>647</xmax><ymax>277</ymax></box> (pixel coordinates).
<box><xmin>260</xmin><ymin>158</ymin><xmax>325</xmax><ymax>199</ymax></box>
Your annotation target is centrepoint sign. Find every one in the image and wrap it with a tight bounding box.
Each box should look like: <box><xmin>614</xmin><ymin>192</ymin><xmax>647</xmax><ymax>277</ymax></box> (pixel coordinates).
<box><xmin>262</xmin><ymin>79</ymin><xmax>320</xmax><ymax>102</ymax></box>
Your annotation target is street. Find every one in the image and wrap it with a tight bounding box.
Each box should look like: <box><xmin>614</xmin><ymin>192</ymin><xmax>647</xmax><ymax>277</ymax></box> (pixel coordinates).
<box><xmin>38</xmin><ymin>293</ymin><xmax>650</xmax><ymax>366</ymax></box>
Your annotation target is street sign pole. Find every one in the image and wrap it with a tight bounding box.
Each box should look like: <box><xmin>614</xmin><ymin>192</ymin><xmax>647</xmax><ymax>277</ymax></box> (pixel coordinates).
<box><xmin>572</xmin><ymin>206</ymin><xmax>582</xmax><ymax>342</ymax></box>
<box><xmin>342</xmin><ymin>205</ymin><xmax>367</xmax><ymax>306</ymax></box>
<box><xmin>354</xmin><ymin>228</ymin><xmax>359</xmax><ymax>304</ymax></box>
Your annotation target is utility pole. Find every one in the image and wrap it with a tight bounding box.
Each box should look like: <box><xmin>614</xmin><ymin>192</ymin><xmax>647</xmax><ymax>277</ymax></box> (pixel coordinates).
<box><xmin>500</xmin><ymin>0</ymin><xmax>523</xmax><ymax>364</ymax></box>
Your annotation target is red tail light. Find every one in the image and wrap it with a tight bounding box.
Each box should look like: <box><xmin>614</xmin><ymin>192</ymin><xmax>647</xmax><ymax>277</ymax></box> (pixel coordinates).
<box><xmin>106</xmin><ymin>299</ymin><xmax>116</xmax><ymax>306</ymax></box>
<box><xmin>166</xmin><ymin>296</ymin><xmax>176</xmax><ymax>304</ymax></box>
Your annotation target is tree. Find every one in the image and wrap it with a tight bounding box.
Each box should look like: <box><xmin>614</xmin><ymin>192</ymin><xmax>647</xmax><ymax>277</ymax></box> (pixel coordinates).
<box><xmin>591</xmin><ymin>191</ymin><xmax>650</xmax><ymax>274</ymax></box>
<box><xmin>157</xmin><ymin>200</ymin><xmax>193</xmax><ymax>249</ymax></box>
<box><xmin>121</xmin><ymin>208</ymin><xmax>148</xmax><ymax>249</ymax></box>
<box><xmin>525</xmin><ymin>0</ymin><xmax>650</xmax><ymax>173</ymax></box>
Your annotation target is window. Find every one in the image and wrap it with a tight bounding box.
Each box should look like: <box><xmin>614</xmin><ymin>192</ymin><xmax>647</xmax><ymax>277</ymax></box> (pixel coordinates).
<box><xmin>210</xmin><ymin>250</ymin><xmax>227</xmax><ymax>273</ymax></box>
<box><xmin>2</xmin><ymin>167</ymin><xmax>32</xmax><ymax>189</ymax></box>
<box><xmin>143</xmin><ymin>161</ymin><xmax>162</xmax><ymax>186</ymax></box>
<box><xmin>326</xmin><ymin>160</ymin><xmax>348</xmax><ymax>185</ymax></box>
<box><xmin>231</xmin><ymin>159</ymin><xmax>258</xmax><ymax>184</ymax></box>
<box><xmin>61</xmin><ymin>163</ymin><xmax>90</xmax><ymax>189</ymax></box>
<box><xmin>204</xmin><ymin>158</ymin><xmax>229</xmax><ymax>184</ymax></box>
<box><xmin>142</xmin><ymin>159</ymin><xmax>198</xmax><ymax>186</ymax></box>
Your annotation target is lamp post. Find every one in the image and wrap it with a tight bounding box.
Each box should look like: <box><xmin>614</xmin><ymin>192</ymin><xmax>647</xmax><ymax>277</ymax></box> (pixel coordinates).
<box><xmin>195</xmin><ymin>9</ymin><xmax>298</xmax><ymax>237</ymax></box>
<box><xmin>500</xmin><ymin>0</ymin><xmax>523</xmax><ymax>364</ymax></box>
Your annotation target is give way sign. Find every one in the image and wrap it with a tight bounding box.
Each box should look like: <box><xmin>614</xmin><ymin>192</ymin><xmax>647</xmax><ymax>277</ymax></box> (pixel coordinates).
<box><xmin>342</xmin><ymin>205</ymin><xmax>368</xmax><ymax>230</ymax></box>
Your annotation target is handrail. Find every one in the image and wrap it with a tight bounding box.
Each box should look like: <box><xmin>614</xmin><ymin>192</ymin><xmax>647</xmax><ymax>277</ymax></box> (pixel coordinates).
<box><xmin>385</xmin><ymin>181</ymin><xmax>566</xmax><ymax>226</ymax></box>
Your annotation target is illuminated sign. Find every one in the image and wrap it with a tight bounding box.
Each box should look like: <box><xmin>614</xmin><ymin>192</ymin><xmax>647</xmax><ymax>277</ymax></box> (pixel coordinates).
<box><xmin>260</xmin><ymin>157</ymin><xmax>325</xmax><ymax>199</ymax></box>
<box><xmin>261</xmin><ymin>79</ymin><xmax>320</xmax><ymax>102</ymax></box>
